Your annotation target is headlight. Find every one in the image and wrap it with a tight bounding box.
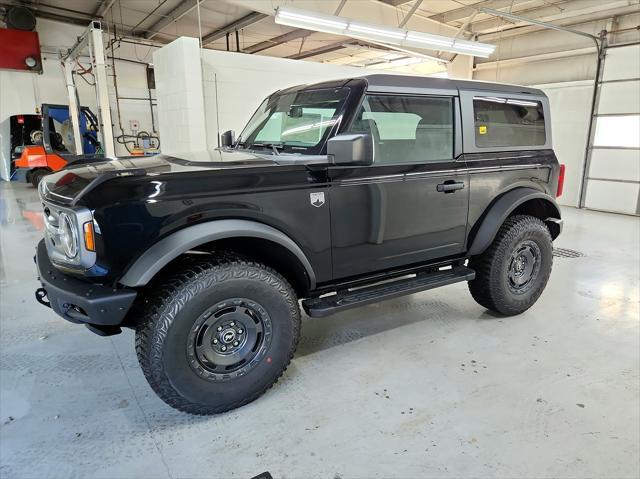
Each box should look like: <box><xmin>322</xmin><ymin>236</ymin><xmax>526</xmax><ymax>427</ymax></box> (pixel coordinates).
<box><xmin>59</xmin><ymin>212</ymin><xmax>79</xmax><ymax>259</ymax></box>
<box><xmin>40</xmin><ymin>199</ymin><xmax>96</xmax><ymax>269</ymax></box>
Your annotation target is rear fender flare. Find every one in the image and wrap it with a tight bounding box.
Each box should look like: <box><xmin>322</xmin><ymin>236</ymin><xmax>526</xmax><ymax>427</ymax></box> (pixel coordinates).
<box><xmin>119</xmin><ymin>219</ymin><xmax>316</xmax><ymax>289</ymax></box>
<box><xmin>467</xmin><ymin>188</ymin><xmax>561</xmax><ymax>256</ymax></box>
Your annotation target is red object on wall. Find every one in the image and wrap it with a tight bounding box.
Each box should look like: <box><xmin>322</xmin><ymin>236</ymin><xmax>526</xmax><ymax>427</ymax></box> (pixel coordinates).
<box><xmin>0</xmin><ymin>28</ymin><xmax>42</xmax><ymax>73</ymax></box>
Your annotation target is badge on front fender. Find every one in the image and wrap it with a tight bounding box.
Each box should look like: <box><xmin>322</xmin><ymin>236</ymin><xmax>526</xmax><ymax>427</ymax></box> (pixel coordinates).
<box><xmin>310</xmin><ymin>192</ymin><xmax>325</xmax><ymax>208</ymax></box>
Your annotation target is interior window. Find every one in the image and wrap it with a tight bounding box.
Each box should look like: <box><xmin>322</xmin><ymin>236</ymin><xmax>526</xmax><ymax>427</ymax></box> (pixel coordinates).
<box><xmin>238</xmin><ymin>87</ymin><xmax>350</xmax><ymax>154</ymax></box>
<box><xmin>348</xmin><ymin>94</ymin><xmax>454</xmax><ymax>164</ymax></box>
<box><xmin>473</xmin><ymin>97</ymin><xmax>546</xmax><ymax>148</ymax></box>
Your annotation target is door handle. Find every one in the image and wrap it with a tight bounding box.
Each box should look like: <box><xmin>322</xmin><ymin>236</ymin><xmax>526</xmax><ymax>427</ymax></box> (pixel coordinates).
<box><xmin>437</xmin><ymin>181</ymin><xmax>465</xmax><ymax>193</ymax></box>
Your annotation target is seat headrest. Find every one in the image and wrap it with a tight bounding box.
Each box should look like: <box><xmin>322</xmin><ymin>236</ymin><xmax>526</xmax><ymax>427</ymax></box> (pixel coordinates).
<box><xmin>351</xmin><ymin>118</ymin><xmax>379</xmax><ymax>140</ymax></box>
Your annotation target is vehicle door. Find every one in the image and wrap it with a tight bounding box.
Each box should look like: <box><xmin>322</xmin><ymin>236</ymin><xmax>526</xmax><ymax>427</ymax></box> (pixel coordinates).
<box><xmin>328</xmin><ymin>92</ymin><xmax>469</xmax><ymax>279</ymax></box>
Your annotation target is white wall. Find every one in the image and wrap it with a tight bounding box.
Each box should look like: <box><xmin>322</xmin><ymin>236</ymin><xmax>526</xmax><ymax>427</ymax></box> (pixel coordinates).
<box><xmin>0</xmin><ymin>18</ymin><xmax>159</xmax><ymax>179</ymax></box>
<box><xmin>473</xmin><ymin>12</ymin><xmax>639</xmax><ymax>213</ymax></box>
<box><xmin>153</xmin><ymin>38</ymin><xmax>387</xmax><ymax>154</ymax></box>
<box><xmin>200</xmin><ymin>48</ymin><xmax>387</xmax><ymax>149</ymax></box>
<box><xmin>474</xmin><ymin>12</ymin><xmax>640</xmax><ymax>85</ymax></box>
<box><xmin>153</xmin><ymin>38</ymin><xmax>207</xmax><ymax>155</ymax></box>
<box><xmin>533</xmin><ymin>81</ymin><xmax>594</xmax><ymax>208</ymax></box>
<box><xmin>583</xmin><ymin>44</ymin><xmax>640</xmax><ymax>215</ymax></box>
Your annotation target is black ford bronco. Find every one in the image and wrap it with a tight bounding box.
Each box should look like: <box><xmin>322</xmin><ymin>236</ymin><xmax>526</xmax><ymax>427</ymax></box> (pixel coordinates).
<box><xmin>34</xmin><ymin>75</ymin><xmax>564</xmax><ymax>414</ymax></box>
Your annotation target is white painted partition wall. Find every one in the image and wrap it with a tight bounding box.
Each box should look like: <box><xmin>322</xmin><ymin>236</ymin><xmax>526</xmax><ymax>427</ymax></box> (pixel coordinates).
<box><xmin>153</xmin><ymin>38</ymin><xmax>381</xmax><ymax>154</ymax></box>
<box><xmin>534</xmin><ymin>81</ymin><xmax>594</xmax><ymax>208</ymax></box>
<box><xmin>199</xmin><ymin>49</ymin><xmax>382</xmax><ymax>149</ymax></box>
<box><xmin>152</xmin><ymin>38</ymin><xmax>207</xmax><ymax>155</ymax></box>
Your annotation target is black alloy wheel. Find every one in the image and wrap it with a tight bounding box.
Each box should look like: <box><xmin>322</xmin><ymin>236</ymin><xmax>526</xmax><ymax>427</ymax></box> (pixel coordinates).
<box><xmin>187</xmin><ymin>298</ymin><xmax>272</xmax><ymax>381</ymax></box>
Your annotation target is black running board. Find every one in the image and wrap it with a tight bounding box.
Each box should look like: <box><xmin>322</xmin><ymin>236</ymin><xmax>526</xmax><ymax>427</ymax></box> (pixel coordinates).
<box><xmin>302</xmin><ymin>266</ymin><xmax>475</xmax><ymax>318</ymax></box>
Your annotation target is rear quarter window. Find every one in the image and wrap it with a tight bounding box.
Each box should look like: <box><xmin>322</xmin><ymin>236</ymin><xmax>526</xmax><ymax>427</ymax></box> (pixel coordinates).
<box><xmin>473</xmin><ymin>97</ymin><xmax>545</xmax><ymax>148</ymax></box>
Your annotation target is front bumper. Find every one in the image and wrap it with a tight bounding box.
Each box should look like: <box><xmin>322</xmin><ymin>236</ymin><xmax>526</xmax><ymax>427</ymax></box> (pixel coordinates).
<box><xmin>35</xmin><ymin>240</ymin><xmax>137</xmax><ymax>333</ymax></box>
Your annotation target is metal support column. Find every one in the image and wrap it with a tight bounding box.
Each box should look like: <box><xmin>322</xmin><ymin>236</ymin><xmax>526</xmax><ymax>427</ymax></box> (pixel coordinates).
<box><xmin>62</xmin><ymin>20</ymin><xmax>116</xmax><ymax>158</ymax></box>
<box><xmin>578</xmin><ymin>32</ymin><xmax>608</xmax><ymax>208</ymax></box>
<box><xmin>62</xmin><ymin>60</ymin><xmax>84</xmax><ymax>155</ymax></box>
<box><xmin>88</xmin><ymin>22</ymin><xmax>115</xmax><ymax>157</ymax></box>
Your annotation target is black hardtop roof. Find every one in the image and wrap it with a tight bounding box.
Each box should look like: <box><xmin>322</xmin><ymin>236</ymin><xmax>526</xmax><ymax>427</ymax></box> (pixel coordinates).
<box><xmin>363</xmin><ymin>74</ymin><xmax>545</xmax><ymax>96</ymax></box>
<box><xmin>277</xmin><ymin>74</ymin><xmax>545</xmax><ymax>97</ymax></box>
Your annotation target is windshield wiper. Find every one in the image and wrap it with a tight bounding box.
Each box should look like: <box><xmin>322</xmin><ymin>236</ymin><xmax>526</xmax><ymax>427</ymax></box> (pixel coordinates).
<box><xmin>249</xmin><ymin>142</ymin><xmax>283</xmax><ymax>155</ymax></box>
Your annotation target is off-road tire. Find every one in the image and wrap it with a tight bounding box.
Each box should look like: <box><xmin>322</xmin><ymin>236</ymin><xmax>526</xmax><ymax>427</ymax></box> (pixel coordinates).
<box><xmin>135</xmin><ymin>255</ymin><xmax>301</xmax><ymax>415</ymax></box>
<box><xmin>468</xmin><ymin>215</ymin><xmax>553</xmax><ymax>316</ymax></box>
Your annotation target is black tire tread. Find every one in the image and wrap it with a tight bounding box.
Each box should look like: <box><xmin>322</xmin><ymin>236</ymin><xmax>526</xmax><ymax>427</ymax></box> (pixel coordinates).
<box><xmin>30</xmin><ymin>169</ymin><xmax>48</xmax><ymax>188</ymax></box>
<box><xmin>135</xmin><ymin>254</ymin><xmax>300</xmax><ymax>415</ymax></box>
<box><xmin>468</xmin><ymin>215</ymin><xmax>553</xmax><ymax>315</ymax></box>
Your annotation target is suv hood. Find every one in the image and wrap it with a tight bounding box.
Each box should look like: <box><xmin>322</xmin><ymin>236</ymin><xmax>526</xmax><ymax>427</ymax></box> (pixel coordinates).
<box><xmin>40</xmin><ymin>149</ymin><xmax>320</xmax><ymax>206</ymax></box>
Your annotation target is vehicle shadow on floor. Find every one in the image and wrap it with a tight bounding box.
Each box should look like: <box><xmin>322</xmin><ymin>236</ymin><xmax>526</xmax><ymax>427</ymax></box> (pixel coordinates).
<box><xmin>295</xmin><ymin>292</ymin><xmax>474</xmax><ymax>358</ymax></box>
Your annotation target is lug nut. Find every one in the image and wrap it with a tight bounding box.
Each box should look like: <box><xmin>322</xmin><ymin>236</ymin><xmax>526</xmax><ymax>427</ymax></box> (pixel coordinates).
<box><xmin>213</xmin><ymin>339</ymin><xmax>218</xmax><ymax>344</ymax></box>
<box><xmin>221</xmin><ymin>346</ymin><xmax>227</xmax><ymax>351</ymax></box>
<box><xmin>217</xmin><ymin>326</ymin><xmax>223</xmax><ymax>331</ymax></box>
<box><xmin>233</xmin><ymin>341</ymin><xmax>239</xmax><ymax>347</ymax></box>
<box><xmin>237</xmin><ymin>329</ymin><xmax>243</xmax><ymax>334</ymax></box>
<box><xmin>230</xmin><ymin>321</ymin><xmax>235</xmax><ymax>326</ymax></box>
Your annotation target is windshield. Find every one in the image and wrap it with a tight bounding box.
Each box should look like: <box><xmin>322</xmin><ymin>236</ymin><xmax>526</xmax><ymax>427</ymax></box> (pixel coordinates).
<box><xmin>237</xmin><ymin>87</ymin><xmax>350</xmax><ymax>155</ymax></box>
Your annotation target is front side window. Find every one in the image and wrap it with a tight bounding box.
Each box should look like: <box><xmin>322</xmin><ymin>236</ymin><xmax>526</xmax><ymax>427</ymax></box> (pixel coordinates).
<box><xmin>237</xmin><ymin>87</ymin><xmax>350</xmax><ymax>154</ymax></box>
<box><xmin>473</xmin><ymin>97</ymin><xmax>546</xmax><ymax>148</ymax></box>
<box><xmin>347</xmin><ymin>94</ymin><xmax>453</xmax><ymax>164</ymax></box>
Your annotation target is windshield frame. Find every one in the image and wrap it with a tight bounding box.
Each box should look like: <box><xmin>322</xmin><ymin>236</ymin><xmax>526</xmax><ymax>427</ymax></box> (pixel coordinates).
<box><xmin>236</xmin><ymin>84</ymin><xmax>357</xmax><ymax>156</ymax></box>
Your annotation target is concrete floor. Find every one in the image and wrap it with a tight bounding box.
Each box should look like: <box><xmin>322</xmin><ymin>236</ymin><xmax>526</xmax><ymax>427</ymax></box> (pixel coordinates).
<box><xmin>0</xmin><ymin>180</ymin><xmax>638</xmax><ymax>479</ymax></box>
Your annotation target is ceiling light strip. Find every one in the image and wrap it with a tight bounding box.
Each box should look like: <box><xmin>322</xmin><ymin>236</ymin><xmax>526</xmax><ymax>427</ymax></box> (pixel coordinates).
<box><xmin>275</xmin><ymin>6</ymin><xmax>496</xmax><ymax>58</ymax></box>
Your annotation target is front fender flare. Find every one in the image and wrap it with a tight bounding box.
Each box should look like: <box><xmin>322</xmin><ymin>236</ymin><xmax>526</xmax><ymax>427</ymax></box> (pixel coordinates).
<box><xmin>467</xmin><ymin>188</ymin><xmax>561</xmax><ymax>256</ymax></box>
<box><xmin>119</xmin><ymin>219</ymin><xmax>316</xmax><ymax>289</ymax></box>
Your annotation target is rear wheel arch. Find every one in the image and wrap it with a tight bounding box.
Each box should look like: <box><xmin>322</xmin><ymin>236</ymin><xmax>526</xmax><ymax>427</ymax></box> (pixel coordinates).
<box><xmin>119</xmin><ymin>219</ymin><xmax>316</xmax><ymax>295</ymax></box>
<box><xmin>467</xmin><ymin>188</ymin><xmax>561</xmax><ymax>256</ymax></box>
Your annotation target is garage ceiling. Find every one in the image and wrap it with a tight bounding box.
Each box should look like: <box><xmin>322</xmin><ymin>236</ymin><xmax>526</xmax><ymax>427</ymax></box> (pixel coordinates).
<box><xmin>1</xmin><ymin>0</ymin><xmax>638</xmax><ymax>74</ymax></box>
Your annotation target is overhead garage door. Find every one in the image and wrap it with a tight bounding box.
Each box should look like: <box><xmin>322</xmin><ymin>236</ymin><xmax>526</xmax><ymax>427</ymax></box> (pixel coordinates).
<box><xmin>583</xmin><ymin>44</ymin><xmax>640</xmax><ymax>215</ymax></box>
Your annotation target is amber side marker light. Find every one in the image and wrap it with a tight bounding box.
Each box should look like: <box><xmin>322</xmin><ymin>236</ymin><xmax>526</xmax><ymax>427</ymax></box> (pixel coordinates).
<box><xmin>556</xmin><ymin>164</ymin><xmax>566</xmax><ymax>198</ymax></box>
<box><xmin>83</xmin><ymin>222</ymin><xmax>95</xmax><ymax>251</ymax></box>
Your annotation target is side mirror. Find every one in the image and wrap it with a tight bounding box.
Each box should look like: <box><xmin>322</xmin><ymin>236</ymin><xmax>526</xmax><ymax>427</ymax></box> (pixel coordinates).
<box><xmin>220</xmin><ymin>130</ymin><xmax>235</xmax><ymax>147</ymax></box>
<box><xmin>327</xmin><ymin>133</ymin><xmax>373</xmax><ymax>166</ymax></box>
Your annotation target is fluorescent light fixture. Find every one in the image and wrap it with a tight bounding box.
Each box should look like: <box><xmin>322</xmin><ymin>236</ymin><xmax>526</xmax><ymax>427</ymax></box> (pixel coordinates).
<box><xmin>277</xmin><ymin>8</ymin><xmax>348</xmax><ymax>30</ymax></box>
<box><xmin>450</xmin><ymin>40</ymin><xmax>495</xmax><ymax>55</ymax></box>
<box><xmin>406</xmin><ymin>31</ymin><xmax>453</xmax><ymax>48</ymax></box>
<box><xmin>348</xmin><ymin>22</ymin><xmax>406</xmax><ymax>40</ymax></box>
<box><xmin>274</xmin><ymin>6</ymin><xmax>496</xmax><ymax>58</ymax></box>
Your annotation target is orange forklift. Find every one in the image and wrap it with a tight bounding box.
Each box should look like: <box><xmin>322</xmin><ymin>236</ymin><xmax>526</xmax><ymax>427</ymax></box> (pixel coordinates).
<box><xmin>13</xmin><ymin>104</ymin><xmax>102</xmax><ymax>187</ymax></box>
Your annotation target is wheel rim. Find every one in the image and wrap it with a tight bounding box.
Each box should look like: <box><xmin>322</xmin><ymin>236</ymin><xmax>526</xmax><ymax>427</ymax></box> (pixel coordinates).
<box><xmin>507</xmin><ymin>240</ymin><xmax>542</xmax><ymax>294</ymax></box>
<box><xmin>187</xmin><ymin>298</ymin><xmax>272</xmax><ymax>381</ymax></box>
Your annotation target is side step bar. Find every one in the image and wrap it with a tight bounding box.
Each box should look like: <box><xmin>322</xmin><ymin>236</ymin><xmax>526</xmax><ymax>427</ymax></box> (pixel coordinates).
<box><xmin>302</xmin><ymin>266</ymin><xmax>475</xmax><ymax>318</ymax></box>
